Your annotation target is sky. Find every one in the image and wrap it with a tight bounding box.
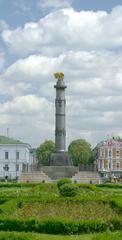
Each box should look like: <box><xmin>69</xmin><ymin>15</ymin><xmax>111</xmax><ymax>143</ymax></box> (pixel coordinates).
<box><xmin>0</xmin><ymin>0</ymin><xmax>122</xmax><ymax>148</ymax></box>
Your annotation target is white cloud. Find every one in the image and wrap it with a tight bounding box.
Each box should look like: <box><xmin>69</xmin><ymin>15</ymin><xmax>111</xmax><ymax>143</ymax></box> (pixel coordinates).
<box><xmin>0</xmin><ymin>95</ymin><xmax>52</xmax><ymax>114</ymax></box>
<box><xmin>37</xmin><ymin>0</ymin><xmax>72</xmax><ymax>11</ymax></box>
<box><xmin>2</xmin><ymin>50</ymin><xmax>122</xmax><ymax>98</ymax></box>
<box><xmin>0</xmin><ymin>48</ymin><xmax>122</xmax><ymax>146</ymax></box>
<box><xmin>4</xmin><ymin>54</ymin><xmax>63</xmax><ymax>81</ymax></box>
<box><xmin>0</xmin><ymin>54</ymin><xmax>64</xmax><ymax>98</ymax></box>
<box><xmin>2</xmin><ymin>6</ymin><xmax>122</xmax><ymax>57</ymax></box>
<box><xmin>0</xmin><ymin>95</ymin><xmax>54</xmax><ymax>146</ymax></box>
<box><xmin>1</xmin><ymin>5</ymin><xmax>122</xmax><ymax>146</ymax></box>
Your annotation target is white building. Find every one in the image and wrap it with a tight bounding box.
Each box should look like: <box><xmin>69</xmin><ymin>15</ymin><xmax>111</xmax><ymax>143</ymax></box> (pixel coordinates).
<box><xmin>0</xmin><ymin>136</ymin><xmax>32</xmax><ymax>180</ymax></box>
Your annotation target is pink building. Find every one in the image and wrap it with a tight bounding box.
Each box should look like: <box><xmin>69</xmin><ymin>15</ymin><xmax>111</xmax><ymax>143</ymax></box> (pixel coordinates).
<box><xmin>94</xmin><ymin>138</ymin><xmax>122</xmax><ymax>178</ymax></box>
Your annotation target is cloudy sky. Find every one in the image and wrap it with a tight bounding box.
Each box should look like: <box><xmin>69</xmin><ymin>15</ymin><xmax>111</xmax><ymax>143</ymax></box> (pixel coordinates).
<box><xmin>0</xmin><ymin>0</ymin><xmax>122</xmax><ymax>148</ymax></box>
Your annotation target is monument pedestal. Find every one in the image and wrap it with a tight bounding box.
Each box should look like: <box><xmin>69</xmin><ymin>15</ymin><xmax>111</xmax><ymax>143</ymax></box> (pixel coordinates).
<box><xmin>42</xmin><ymin>165</ymin><xmax>78</xmax><ymax>180</ymax></box>
<box><xmin>49</xmin><ymin>152</ymin><xmax>72</xmax><ymax>166</ymax></box>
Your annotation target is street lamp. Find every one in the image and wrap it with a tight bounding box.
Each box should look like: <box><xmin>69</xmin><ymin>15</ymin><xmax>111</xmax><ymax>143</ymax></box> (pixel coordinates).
<box><xmin>109</xmin><ymin>148</ymin><xmax>112</xmax><ymax>180</ymax></box>
<box><xmin>3</xmin><ymin>165</ymin><xmax>9</xmax><ymax>182</ymax></box>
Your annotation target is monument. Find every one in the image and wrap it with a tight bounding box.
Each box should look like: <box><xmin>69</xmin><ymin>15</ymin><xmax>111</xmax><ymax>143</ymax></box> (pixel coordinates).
<box><xmin>21</xmin><ymin>72</ymin><xmax>78</xmax><ymax>180</ymax></box>
<box><xmin>50</xmin><ymin>72</ymin><xmax>72</xmax><ymax>166</ymax></box>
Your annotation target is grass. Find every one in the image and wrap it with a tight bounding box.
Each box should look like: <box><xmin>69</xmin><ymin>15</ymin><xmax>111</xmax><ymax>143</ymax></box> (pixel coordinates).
<box><xmin>14</xmin><ymin>201</ymin><xmax>117</xmax><ymax>221</ymax></box>
<box><xmin>0</xmin><ymin>183</ymin><xmax>122</xmax><ymax>220</ymax></box>
<box><xmin>0</xmin><ymin>182</ymin><xmax>122</xmax><ymax>236</ymax></box>
<box><xmin>0</xmin><ymin>231</ymin><xmax>122</xmax><ymax>240</ymax></box>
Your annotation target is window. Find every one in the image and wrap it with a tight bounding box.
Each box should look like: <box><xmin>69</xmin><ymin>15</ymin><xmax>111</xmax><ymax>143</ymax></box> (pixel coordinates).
<box><xmin>16</xmin><ymin>164</ymin><xmax>19</xmax><ymax>171</ymax></box>
<box><xmin>116</xmin><ymin>149</ymin><xmax>120</xmax><ymax>157</ymax></box>
<box><xmin>100</xmin><ymin>160</ymin><xmax>103</xmax><ymax>169</ymax></box>
<box><xmin>109</xmin><ymin>160</ymin><xmax>111</xmax><ymax>169</ymax></box>
<box><xmin>116</xmin><ymin>162</ymin><xmax>120</xmax><ymax>169</ymax></box>
<box><xmin>100</xmin><ymin>149</ymin><xmax>104</xmax><ymax>158</ymax></box>
<box><xmin>16</xmin><ymin>151</ymin><xmax>19</xmax><ymax>160</ymax></box>
<box><xmin>3</xmin><ymin>164</ymin><xmax>9</xmax><ymax>171</ymax></box>
<box><xmin>5</xmin><ymin>152</ymin><xmax>9</xmax><ymax>160</ymax></box>
<box><xmin>108</xmin><ymin>149</ymin><xmax>112</xmax><ymax>157</ymax></box>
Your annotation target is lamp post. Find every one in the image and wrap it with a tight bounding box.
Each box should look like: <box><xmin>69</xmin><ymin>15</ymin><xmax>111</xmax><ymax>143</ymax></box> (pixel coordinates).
<box><xmin>109</xmin><ymin>147</ymin><xmax>112</xmax><ymax>180</ymax></box>
<box><xmin>3</xmin><ymin>165</ymin><xmax>9</xmax><ymax>182</ymax></box>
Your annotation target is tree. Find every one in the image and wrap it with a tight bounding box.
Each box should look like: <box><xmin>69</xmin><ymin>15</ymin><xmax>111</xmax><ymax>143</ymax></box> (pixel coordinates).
<box><xmin>68</xmin><ymin>139</ymin><xmax>92</xmax><ymax>166</ymax></box>
<box><xmin>36</xmin><ymin>140</ymin><xmax>55</xmax><ymax>165</ymax></box>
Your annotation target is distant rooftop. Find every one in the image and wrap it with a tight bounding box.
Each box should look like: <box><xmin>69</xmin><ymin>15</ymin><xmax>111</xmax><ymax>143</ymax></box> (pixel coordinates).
<box><xmin>0</xmin><ymin>135</ymin><xmax>23</xmax><ymax>144</ymax></box>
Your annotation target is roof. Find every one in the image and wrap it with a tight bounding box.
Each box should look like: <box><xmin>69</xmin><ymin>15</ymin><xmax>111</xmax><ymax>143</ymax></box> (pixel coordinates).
<box><xmin>0</xmin><ymin>135</ymin><xmax>23</xmax><ymax>144</ymax></box>
<box><xmin>96</xmin><ymin>139</ymin><xmax>122</xmax><ymax>148</ymax></box>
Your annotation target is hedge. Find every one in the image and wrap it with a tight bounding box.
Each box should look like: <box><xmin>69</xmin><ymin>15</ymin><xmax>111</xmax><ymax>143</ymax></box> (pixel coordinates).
<box><xmin>97</xmin><ymin>183</ymin><xmax>122</xmax><ymax>189</ymax></box>
<box><xmin>57</xmin><ymin>178</ymin><xmax>72</xmax><ymax>189</ymax></box>
<box><xmin>59</xmin><ymin>183</ymin><xmax>79</xmax><ymax>197</ymax></box>
<box><xmin>0</xmin><ymin>183</ymin><xmax>39</xmax><ymax>188</ymax></box>
<box><xmin>77</xmin><ymin>183</ymin><xmax>97</xmax><ymax>191</ymax></box>
<box><xmin>0</xmin><ymin>198</ymin><xmax>9</xmax><ymax>205</ymax></box>
<box><xmin>110</xmin><ymin>198</ymin><xmax>122</xmax><ymax>212</ymax></box>
<box><xmin>0</xmin><ymin>217</ymin><xmax>122</xmax><ymax>235</ymax></box>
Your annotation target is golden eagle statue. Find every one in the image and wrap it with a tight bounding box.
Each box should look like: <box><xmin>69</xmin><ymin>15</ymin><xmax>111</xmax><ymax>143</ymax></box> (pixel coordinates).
<box><xmin>54</xmin><ymin>72</ymin><xmax>64</xmax><ymax>80</ymax></box>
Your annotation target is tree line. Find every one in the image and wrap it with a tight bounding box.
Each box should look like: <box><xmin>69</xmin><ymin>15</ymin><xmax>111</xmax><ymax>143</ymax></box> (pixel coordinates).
<box><xmin>36</xmin><ymin>139</ymin><xmax>94</xmax><ymax>166</ymax></box>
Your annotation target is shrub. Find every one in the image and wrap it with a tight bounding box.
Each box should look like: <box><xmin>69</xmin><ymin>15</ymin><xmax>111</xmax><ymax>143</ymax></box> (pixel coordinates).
<box><xmin>97</xmin><ymin>183</ymin><xmax>122</xmax><ymax>189</ymax></box>
<box><xmin>59</xmin><ymin>183</ymin><xmax>79</xmax><ymax>197</ymax></box>
<box><xmin>0</xmin><ymin>217</ymin><xmax>122</xmax><ymax>234</ymax></box>
<box><xmin>110</xmin><ymin>198</ymin><xmax>122</xmax><ymax>212</ymax></box>
<box><xmin>0</xmin><ymin>209</ymin><xmax>3</xmax><ymax>214</ymax></box>
<box><xmin>77</xmin><ymin>183</ymin><xmax>97</xmax><ymax>191</ymax></box>
<box><xmin>0</xmin><ymin>198</ymin><xmax>8</xmax><ymax>205</ymax></box>
<box><xmin>0</xmin><ymin>183</ymin><xmax>39</xmax><ymax>188</ymax></box>
<box><xmin>57</xmin><ymin>178</ymin><xmax>72</xmax><ymax>189</ymax></box>
<box><xmin>17</xmin><ymin>201</ymin><xmax>23</xmax><ymax>209</ymax></box>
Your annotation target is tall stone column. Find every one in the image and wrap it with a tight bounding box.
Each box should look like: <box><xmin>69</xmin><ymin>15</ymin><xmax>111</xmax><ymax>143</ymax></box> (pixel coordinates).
<box><xmin>55</xmin><ymin>77</ymin><xmax>66</xmax><ymax>152</ymax></box>
<box><xmin>50</xmin><ymin>72</ymin><xmax>72</xmax><ymax>166</ymax></box>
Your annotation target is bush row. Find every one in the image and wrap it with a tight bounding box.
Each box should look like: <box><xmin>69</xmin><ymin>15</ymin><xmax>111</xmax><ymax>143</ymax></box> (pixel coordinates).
<box><xmin>77</xmin><ymin>183</ymin><xmax>97</xmax><ymax>191</ymax></box>
<box><xmin>57</xmin><ymin>178</ymin><xmax>79</xmax><ymax>197</ymax></box>
<box><xmin>57</xmin><ymin>178</ymin><xmax>72</xmax><ymax>189</ymax></box>
<box><xmin>0</xmin><ymin>182</ymin><xmax>40</xmax><ymax>188</ymax></box>
<box><xmin>1</xmin><ymin>181</ymin><xmax>122</xmax><ymax>189</ymax></box>
<box><xmin>97</xmin><ymin>183</ymin><xmax>122</xmax><ymax>188</ymax></box>
<box><xmin>0</xmin><ymin>217</ymin><xmax>122</xmax><ymax>235</ymax></box>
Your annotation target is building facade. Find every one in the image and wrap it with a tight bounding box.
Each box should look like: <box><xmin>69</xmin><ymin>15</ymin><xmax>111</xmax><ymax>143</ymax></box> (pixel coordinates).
<box><xmin>94</xmin><ymin>138</ymin><xmax>122</xmax><ymax>178</ymax></box>
<box><xmin>0</xmin><ymin>136</ymin><xmax>32</xmax><ymax>180</ymax></box>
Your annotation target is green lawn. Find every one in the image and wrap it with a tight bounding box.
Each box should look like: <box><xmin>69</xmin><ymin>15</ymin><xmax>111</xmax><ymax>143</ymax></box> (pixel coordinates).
<box><xmin>0</xmin><ymin>182</ymin><xmax>122</xmax><ymax>236</ymax></box>
<box><xmin>14</xmin><ymin>201</ymin><xmax>117</xmax><ymax>221</ymax></box>
<box><xmin>0</xmin><ymin>183</ymin><xmax>121</xmax><ymax>221</ymax></box>
<box><xmin>0</xmin><ymin>231</ymin><xmax>122</xmax><ymax>240</ymax></box>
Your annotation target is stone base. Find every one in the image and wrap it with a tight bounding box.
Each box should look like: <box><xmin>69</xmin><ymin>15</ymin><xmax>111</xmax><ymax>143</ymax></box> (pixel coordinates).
<box><xmin>49</xmin><ymin>152</ymin><xmax>72</xmax><ymax>166</ymax></box>
<box><xmin>41</xmin><ymin>166</ymin><xmax>78</xmax><ymax>180</ymax></box>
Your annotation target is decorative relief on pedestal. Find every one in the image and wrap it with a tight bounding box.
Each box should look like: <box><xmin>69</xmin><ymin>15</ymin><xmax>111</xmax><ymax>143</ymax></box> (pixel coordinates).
<box><xmin>58</xmin><ymin>99</ymin><xmax>62</xmax><ymax>107</ymax></box>
<box><xmin>55</xmin><ymin>128</ymin><xmax>66</xmax><ymax>136</ymax></box>
<box><xmin>55</xmin><ymin>99</ymin><xmax>66</xmax><ymax>107</ymax></box>
<box><xmin>55</xmin><ymin>99</ymin><xmax>62</xmax><ymax>107</ymax></box>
